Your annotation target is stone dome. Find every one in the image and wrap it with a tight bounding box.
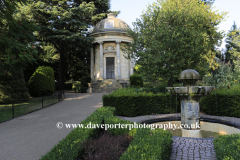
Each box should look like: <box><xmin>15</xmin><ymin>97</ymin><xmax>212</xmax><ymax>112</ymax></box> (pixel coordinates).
<box><xmin>178</xmin><ymin>69</ymin><xmax>200</xmax><ymax>80</ymax></box>
<box><xmin>178</xmin><ymin>69</ymin><xmax>201</xmax><ymax>86</ymax></box>
<box><xmin>93</xmin><ymin>13</ymin><xmax>131</xmax><ymax>33</ymax></box>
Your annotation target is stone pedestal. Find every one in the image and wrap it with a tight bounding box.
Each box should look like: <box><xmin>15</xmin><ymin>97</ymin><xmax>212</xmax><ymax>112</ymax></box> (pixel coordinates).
<box><xmin>181</xmin><ymin>100</ymin><xmax>200</xmax><ymax>130</ymax></box>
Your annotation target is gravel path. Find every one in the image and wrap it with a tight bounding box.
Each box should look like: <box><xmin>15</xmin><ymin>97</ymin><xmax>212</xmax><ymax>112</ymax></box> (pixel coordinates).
<box><xmin>0</xmin><ymin>92</ymin><xmax>106</xmax><ymax>160</ymax></box>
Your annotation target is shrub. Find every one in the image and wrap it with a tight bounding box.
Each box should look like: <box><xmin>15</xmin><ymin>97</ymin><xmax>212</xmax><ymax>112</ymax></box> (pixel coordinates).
<box><xmin>153</xmin><ymin>82</ymin><xmax>168</xmax><ymax>93</ymax></box>
<box><xmin>173</xmin><ymin>83</ymin><xmax>182</xmax><ymax>87</ymax></box>
<box><xmin>103</xmin><ymin>88</ymin><xmax>180</xmax><ymax>117</ymax></box>
<box><xmin>134</xmin><ymin>82</ymin><xmax>168</xmax><ymax>94</ymax></box>
<box><xmin>0</xmin><ymin>66</ymin><xmax>30</xmax><ymax>104</ymax></box>
<box><xmin>130</xmin><ymin>73</ymin><xmax>143</xmax><ymax>87</ymax></box>
<box><xmin>202</xmin><ymin>60</ymin><xmax>240</xmax><ymax>88</ymax></box>
<box><xmin>80</xmin><ymin>76</ymin><xmax>91</xmax><ymax>93</ymax></box>
<box><xmin>28</xmin><ymin>66</ymin><xmax>55</xmax><ymax>97</ymax></box>
<box><xmin>120</xmin><ymin>128</ymin><xmax>172</xmax><ymax>160</ymax></box>
<box><xmin>72</xmin><ymin>81</ymin><xmax>81</xmax><ymax>93</ymax></box>
<box><xmin>143</xmin><ymin>82</ymin><xmax>154</xmax><ymax>88</ymax></box>
<box><xmin>200</xmin><ymin>84</ymin><xmax>240</xmax><ymax>118</ymax></box>
<box><xmin>213</xmin><ymin>134</ymin><xmax>240</xmax><ymax>160</ymax></box>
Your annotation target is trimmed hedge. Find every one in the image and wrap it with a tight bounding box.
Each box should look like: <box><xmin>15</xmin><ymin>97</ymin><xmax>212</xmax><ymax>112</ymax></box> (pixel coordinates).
<box><xmin>130</xmin><ymin>73</ymin><xmax>143</xmax><ymax>87</ymax></box>
<box><xmin>103</xmin><ymin>88</ymin><xmax>180</xmax><ymax>117</ymax></box>
<box><xmin>200</xmin><ymin>94</ymin><xmax>240</xmax><ymax>118</ymax></box>
<box><xmin>28</xmin><ymin>66</ymin><xmax>55</xmax><ymax>97</ymax></box>
<box><xmin>213</xmin><ymin>134</ymin><xmax>240</xmax><ymax>160</ymax></box>
<box><xmin>120</xmin><ymin>128</ymin><xmax>172</xmax><ymax>160</ymax></box>
<box><xmin>105</xmin><ymin>84</ymin><xmax>240</xmax><ymax>118</ymax></box>
<box><xmin>40</xmin><ymin>107</ymin><xmax>173</xmax><ymax>160</ymax></box>
<box><xmin>200</xmin><ymin>85</ymin><xmax>240</xmax><ymax>118</ymax></box>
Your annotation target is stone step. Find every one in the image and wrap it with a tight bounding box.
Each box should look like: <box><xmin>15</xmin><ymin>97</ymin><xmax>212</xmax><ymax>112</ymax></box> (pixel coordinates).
<box><xmin>90</xmin><ymin>79</ymin><xmax>128</xmax><ymax>93</ymax></box>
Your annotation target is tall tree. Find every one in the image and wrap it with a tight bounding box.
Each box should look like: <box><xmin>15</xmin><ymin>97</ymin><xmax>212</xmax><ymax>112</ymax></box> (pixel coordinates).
<box><xmin>224</xmin><ymin>22</ymin><xmax>240</xmax><ymax>65</ymax></box>
<box><xmin>0</xmin><ymin>0</ymin><xmax>38</xmax><ymax>72</ymax></box>
<box><xmin>123</xmin><ymin>0</ymin><xmax>226</xmax><ymax>86</ymax></box>
<box><xmin>0</xmin><ymin>0</ymin><xmax>38</xmax><ymax>102</ymax></box>
<box><xmin>229</xmin><ymin>26</ymin><xmax>240</xmax><ymax>77</ymax></box>
<box><xmin>17</xmin><ymin>0</ymin><xmax>111</xmax><ymax>97</ymax></box>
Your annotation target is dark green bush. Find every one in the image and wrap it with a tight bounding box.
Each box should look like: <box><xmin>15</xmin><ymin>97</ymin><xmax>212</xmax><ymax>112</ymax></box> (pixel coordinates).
<box><xmin>120</xmin><ymin>128</ymin><xmax>172</xmax><ymax>160</ymax></box>
<box><xmin>200</xmin><ymin>84</ymin><xmax>240</xmax><ymax>118</ymax></box>
<box><xmin>0</xmin><ymin>66</ymin><xmax>29</xmax><ymax>104</ymax></box>
<box><xmin>135</xmin><ymin>82</ymin><xmax>168</xmax><ymax>94</ymax></box>
<box><xmin>213</xmin><ymin>134</ymin><xmax>240</xmax><ymax>160</ymax></box>
<box><xmin>80</xmin><ymin>76</ymin><xmax>91</xmax><ymax>93</ymax></box>
<box><xmin>72</xmin><ymin>81</ymin><xmax>81</xmax><ymax>93</ymax></box>
<box><xmin>130</xmin><ymin>73</ymin><xmax>143</xmax><ymax>87</ymax></box>
<box><xmin>103</xmin><ymin>88</ymin><xmax>180</xmax><ymax>117</ymax></box>
<box><xmin>28</xmin><ymin>66</ymin><xmax>55</xmax><ymax>97</ymax></box>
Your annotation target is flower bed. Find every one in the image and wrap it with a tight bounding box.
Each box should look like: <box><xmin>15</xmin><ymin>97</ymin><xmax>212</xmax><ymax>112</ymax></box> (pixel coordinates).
<box><xmin>40</xmin><ymin>107</ymin><xmax>173</xmax><ymax>160</ymax></box>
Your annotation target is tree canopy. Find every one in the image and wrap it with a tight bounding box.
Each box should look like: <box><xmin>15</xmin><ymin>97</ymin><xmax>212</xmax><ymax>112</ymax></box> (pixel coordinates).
<box><xmin>123</xmin><ymin>0</ymin><xmax>227</xmax><ymax>86</ymax></box>
<box><xmin>0</xmin><ymin>0</ymin><xmax>38</xmax><ymax>72</ymax></box>
<box><xmin>224</xmin><ymin>22</ymin><xmax>240</xmax><ymax>65</ymax></box>
<box><xmin>16</xmin><ymin>0</ymin><xmax>112</xmax><ymax>94</ymax></box>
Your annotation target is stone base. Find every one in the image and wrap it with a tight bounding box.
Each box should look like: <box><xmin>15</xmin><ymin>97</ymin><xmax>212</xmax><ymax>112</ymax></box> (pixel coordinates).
<box><xmin>182</xmin><ymin>129</ymin><xmax>202</xmax><ymax>138</ymax></box>
<box><xmin>88</xmin><ymin>79</ymin><xmax>128</xmax><ymax>93</ymax></box>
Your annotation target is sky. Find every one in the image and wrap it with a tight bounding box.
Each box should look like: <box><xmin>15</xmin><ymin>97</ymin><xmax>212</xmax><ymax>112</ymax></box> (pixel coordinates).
<box><xmin>110</xmin><ymin>0</ymin><xmax>240</xmax><ymax>52</ymax></box>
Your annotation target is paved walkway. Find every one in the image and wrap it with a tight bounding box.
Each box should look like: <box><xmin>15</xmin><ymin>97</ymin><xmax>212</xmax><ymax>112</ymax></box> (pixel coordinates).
<box><xmin>0</xmin><ymin>92</ymin><xmax>106</xmax><ymax>160</ymax></box>
<box><xmin>170</xmin><ymin>137</ymin><xmax>217</xmax><ymax>160</ymax></box>
<box><xmin>117</xmin><ymin>114</ymin><xmax>227</xmax><ymax>160</ymax></box>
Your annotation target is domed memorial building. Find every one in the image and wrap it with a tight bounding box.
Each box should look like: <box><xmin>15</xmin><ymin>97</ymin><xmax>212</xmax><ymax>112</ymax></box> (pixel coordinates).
<box><xmin>88</xmin><ymin>13</ymin><xmax>134</xmax><ymax>92</ymax></box>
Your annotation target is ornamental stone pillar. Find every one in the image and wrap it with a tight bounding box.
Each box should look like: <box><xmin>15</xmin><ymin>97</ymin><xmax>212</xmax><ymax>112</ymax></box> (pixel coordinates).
<box><xmin>130</xmin><ymin>57</ymin><xmax>134</xmax><ymax>76</ymax></box>
<box><xmin>116</xmin><ymin>41</ymin><xmax>121</xmax><ymax>79</ymax></box>
<box><xmin>99</xmin><ymin>41</ymin><xmax>104</xmax><ymax>79</ymax></box>
<box><xmin>90</xmin><ymin>47</ymin><xmax>94</xmax><ymax>80</ymax></box>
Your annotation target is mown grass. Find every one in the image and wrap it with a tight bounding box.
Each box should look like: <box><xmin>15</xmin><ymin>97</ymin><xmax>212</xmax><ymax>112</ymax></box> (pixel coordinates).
<box><xmin>0</xmin><ymin>96</ymin><xmax>59</xmax><ymax>122</ymax></box>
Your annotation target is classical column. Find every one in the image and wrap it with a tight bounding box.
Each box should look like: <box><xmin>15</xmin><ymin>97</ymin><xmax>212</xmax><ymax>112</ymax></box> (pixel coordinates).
<box><xmin>116</xmin><ymin>41</ymin><xmax>121</xmax><ymax>79</ymax></box>
<box><xmin>130</xmin><ymin>55</ymin><xmax>134</xmax><ymax>76</ymax></box>
<box><xmin>99</xmin><ymin>41</ymin><xmax>104</xmax><ymax>79</ymax></box>
<box><xmin>90</xmin><ymin>47</ymin><xmax>94</xmax><ymax>80</ymax></box>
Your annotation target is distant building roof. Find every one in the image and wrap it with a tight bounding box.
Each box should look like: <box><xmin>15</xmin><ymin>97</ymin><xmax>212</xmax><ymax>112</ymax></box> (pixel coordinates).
<box><xmin>92</xmin><ymin>13</ymin><xmax>130</xmax><ymax>33</ymax></box>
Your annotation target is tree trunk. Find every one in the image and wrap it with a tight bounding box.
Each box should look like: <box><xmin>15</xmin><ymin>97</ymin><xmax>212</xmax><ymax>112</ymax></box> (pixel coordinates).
<box><xmin>168</xmin><ymin>77</ymin><xmax>173</xmax><ymax>87</ymax></box>
<box><xmin>57</xmin><ymin>47</ymin><xmax>66</xmax><ymax>99</ymax></box>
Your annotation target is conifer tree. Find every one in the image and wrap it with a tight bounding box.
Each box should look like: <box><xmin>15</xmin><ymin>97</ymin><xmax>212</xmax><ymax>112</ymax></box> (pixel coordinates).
<box><xmin>225</xmin><ymin>22</ymin><xmax>240</xmax><ymax>65</ymax></box>
<box><xmin>17</xmin><ymin>0</ymin><xmax>111</xmax><ymax>97</ymax></box>
<box><xmin>0</xmin><ymin>0</ymin><xmax>38</xmax><ymax>72</ymax></box>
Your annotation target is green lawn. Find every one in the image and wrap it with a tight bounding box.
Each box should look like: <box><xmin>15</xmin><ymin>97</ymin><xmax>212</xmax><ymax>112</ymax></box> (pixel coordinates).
<box><xmin>0</xmin><ymin>96</ymin><xmax>59</xmax><ymax>122</ymax></box>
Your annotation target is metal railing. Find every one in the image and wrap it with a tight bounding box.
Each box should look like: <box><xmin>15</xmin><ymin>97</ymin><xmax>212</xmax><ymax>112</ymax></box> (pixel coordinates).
<box><xmin>0</xmin><ymin>91</ymin><xmax>64</xmax><ymax>123</ymax></box>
